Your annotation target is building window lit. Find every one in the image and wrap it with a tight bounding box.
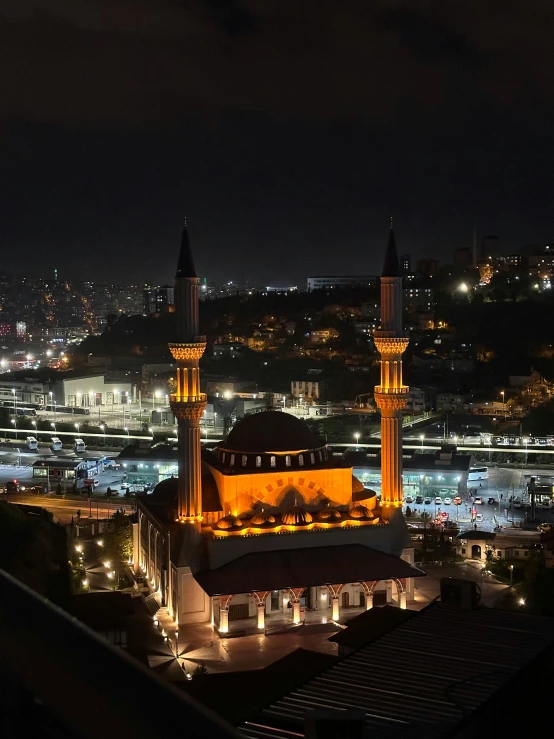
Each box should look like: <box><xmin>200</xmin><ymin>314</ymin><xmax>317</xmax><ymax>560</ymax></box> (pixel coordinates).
<box><xmin>285</xmin><ymin>455</ymin><xmax>291</xmax><ymax>467</ymax></box>
<box><xmin>299</xmin><ymin>454</ymin><xmax>304</xmax><ymax>466</ymax></box>
<box><xmin>270</xmin><ymin>456</ymin><xmax>276</xmax><ymax>468</ymax></box>
<box><xmin>256</xmin><ymin>456</ymin><xmax>262</xmax><ymax>468</ymax></box>
<box><xmin>242</xmin><ymin>455</ymin><xmax>247</xmax><ymax>467</ymax></box>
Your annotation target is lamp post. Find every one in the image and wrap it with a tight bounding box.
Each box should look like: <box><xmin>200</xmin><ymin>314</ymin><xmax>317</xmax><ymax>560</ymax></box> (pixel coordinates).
<box><xmin>420</xmin><ymin>434</ymin><xmax>424</xmax><ymax>449</ymax></box>
<box><xmin>75</xmin><ymin>422</ymin><xmax>80</xmax><ymax>435</ymax></box>
<box><xmin>10</xmin><ymin>418</ymin><xmax>17</xmax><ymax>440</ymax></box>
<box><xmin>51</xmin><ymin>421</ymin><xmax>56</xmax><ymax>434</ymax></box>
<box><xmin>124</xmin><ymin>426</ymin><xmax>129</xmax><ymax>440</ymax></box>
<box><xmin>31</xmin><ymin>420</ymin><xmax>37</xmax><ymax>438</ymax></box>
<box><xmin>100</xmin><ymin>424</ymin><xmax>105</xmax><ymax>447</ymax></box>
<box><xmin>510</xmin><ymin>564</ymin><xmax>514</xmax><ymax>587</ymax></box>
<box><xmin>354</xmin><ymin>432</ymin><xmax>360</xmax><ymax>449</ymax></box>
<box><xmin>214</xmin><ymin>412</ymin><xmax>217</xmax><ymax>433</ymax></box>
<box><xmin>501</xmin><ymin>391</ymin><xmax>505</xmax><ymax>419</ymax></box>
<box><xmin>48</xmin><ymin>391</ymin><xmax>53</xmax><ymax>414</ymax></box>
<box><xmin>11</xmin><ymin>388</ymin><xmax>16</xmax><ymax>418</ymax></box>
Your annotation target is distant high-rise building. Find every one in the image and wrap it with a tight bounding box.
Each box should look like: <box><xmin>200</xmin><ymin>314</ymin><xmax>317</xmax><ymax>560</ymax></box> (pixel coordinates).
<box><xmin>416</xmin><ymin>258</ymin><xmax>439</xmax><ymax>277</ymax></box>
<box><xmin>400</xmin><ymin>254</ymin><xmax>411</xmax><ymax>274</ymax></box>
<box><xmin>482</xmin><ymin>235</ymin><xmax>500</xmax><ymax>260</ymax></box>
<box><xmin>143</xmin><ymin>285</ymin><xmax>175</xmax><ymax>315</ymax></box>
<box><xmin>454</xmin><ymin>247</ymin><xmax>472</xmax><ymax>268</ymax></box>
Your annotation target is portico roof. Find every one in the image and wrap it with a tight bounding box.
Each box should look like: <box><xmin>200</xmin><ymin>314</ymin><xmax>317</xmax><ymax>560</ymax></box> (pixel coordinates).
<box><xmin>194</xmin><ymin>544</ymin><xmax>425</xmax><ymax>596</ymax></box>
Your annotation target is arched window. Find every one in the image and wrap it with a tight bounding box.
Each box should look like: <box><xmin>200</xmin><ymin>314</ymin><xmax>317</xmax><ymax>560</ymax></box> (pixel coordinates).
<box><xmin>298</xmin><ymin>454</ymin><xmax>304</xmax><ymax>466</ymax></box>
<box><xmin>318</xmin><ymin>451</ymin><xmax>322</xmax><ymax>462</ymax></box>
<box><xmin>256</xmin><ymin>456</ymin><xmax>262</xmax><ymax>468</ymax></box>
<box><xmin>270</xmin><ymin>456</ymin><xmax>276</xmax><ymax>468</ymax></box>
<box><xmin>230</xmin><ymin>454</ymin><xmax>235</xmax><ymax>466</ymax></box>
<box><xmin>222</xmin><ymin>452</ymin><xmax>226</xmax><ymax>463</ymax></box>
<box><xmin>285</xmin><ymin>455</ymin><xmax>291</xmax><ymax>467</ymax></box>
<box><xmin>242</xmin><ymin>455</ymin><xmax>247</xmax><ymax>467</ymax></box>
<box><xmin>310</xmin><ymin>453</ymin><xmax>315</xmax><ymax>464</ymax></box>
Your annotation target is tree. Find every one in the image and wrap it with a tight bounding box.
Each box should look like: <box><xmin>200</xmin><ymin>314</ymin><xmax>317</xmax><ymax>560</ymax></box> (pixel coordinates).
<box><xmin>102</xmin><ymin>512</ymin><xmax>132</xmax><ymax>586</ymax></box>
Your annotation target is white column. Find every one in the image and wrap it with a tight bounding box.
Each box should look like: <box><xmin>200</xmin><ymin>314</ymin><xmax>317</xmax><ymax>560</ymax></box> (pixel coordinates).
<box><xmin>366</xmin><ymin>593</ymin><xmax>373</xmax><ymax>610</ymax></box>
<box><xmin>292</xmin><ymin>600</ymin><xmax>301</xmax><ymax>624</ymax></box>
<box><xmin>257</xmin><ymin>602</ymin><xmax>265</xmax><ymax>630</ymax></box>
<box><xmin>331</xmin><ymin>596</ymin><xmax>340</xmax><ymax>621</ymax></box>
<box><xmin>219</xmin><ymin>608</ymin><xmax>229</xmax><ymax>634</ymax></box>
<box><xmin>399</xmin><ymin>591</ymin><xmax>407</xmax><ymax>609</ymax></box>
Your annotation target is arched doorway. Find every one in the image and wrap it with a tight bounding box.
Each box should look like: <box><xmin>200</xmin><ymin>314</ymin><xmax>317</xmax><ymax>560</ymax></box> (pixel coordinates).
<box><xmin>342</xmin><ymin>591</ymin><xmax>350</xmax><ymax>608</ymax></box>
<box><xmin>471</xmin><ymin>544</ymin><xmax>482</xmax><ymax>559</ymax></box>
<box><xmin>359</xmin><ymin>591</ymin><xmax>365</xmax><ymax>607</ymax></box>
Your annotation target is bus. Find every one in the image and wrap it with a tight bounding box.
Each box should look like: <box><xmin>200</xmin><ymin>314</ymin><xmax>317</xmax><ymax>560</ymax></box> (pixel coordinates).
<box><xmin>468</xmin><ymin>466</ymin><xmax>489</xmax><ymax>482</ymax></box>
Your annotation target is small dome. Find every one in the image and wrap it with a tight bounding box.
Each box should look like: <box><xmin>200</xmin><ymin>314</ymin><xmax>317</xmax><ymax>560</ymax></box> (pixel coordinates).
<box><xmin>215</xmin><ymin>514</ymin><xmax>243</xmax><ymax>530</ymax></box>
<box><xmin>317</xmin><ymin>507</ymin><xmax>342</xmax><ymax>521</ymax></box>
<box><xmin>281</xmin><ymin>506</ymin><xmax>313</xmax><ymax>526</ymax></box>
<box><xmin>250</xmin><ymin>511</ymin><xmax>276</xmax><ymax>526</ymax></box>
<box><xmin>349</xmin><ymin>504</ymin><xmax>374</xmax><ymax>520</ymax></box>
<box><xmin>351</xmin><ymin>475</ymin><xmax>365</xmax><ymax>494</ymax></box>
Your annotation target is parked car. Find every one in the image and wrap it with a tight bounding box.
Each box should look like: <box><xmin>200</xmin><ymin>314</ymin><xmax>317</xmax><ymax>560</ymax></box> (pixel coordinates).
<box><xmin>475</xmin><ymin>513</ymin><xmax>484</xmax><ymax>522</ymax></box>
<box><xmin>415</xmin><ymin>496</ymin><xmax>424</xmax><ymax>504</ymax></box>
<box><xmin>405</xmin><ymin>495</ymin><xmax>413</xmax><ymax>504</ymax></box>
<box><xmin>487</xmin><ymin>497</ymin><xmax>496</xmax><ymax>505</ymax></box>
<box><xmin>474</xmin><ymin>497</ymin><xmax>484</xmax><ymax>504</ymax></box>
<box><xmin>454</xmin><ymin>496</ymin><xmax>462</xmax><ymax>505</ymax></box>
<box><xmin>424</xmin><ymin>498</ymin><xmax>431</xmax><ymax>505</ymax></box>
<box><xmin>434</xmin><ymin>497</ymin><xmax>442</xmax><ymax>505</ymax></box>
<box><xmin>444</xmin><ymin>498</ymin><xmax>452</xmax><ymax>505</ymax></box>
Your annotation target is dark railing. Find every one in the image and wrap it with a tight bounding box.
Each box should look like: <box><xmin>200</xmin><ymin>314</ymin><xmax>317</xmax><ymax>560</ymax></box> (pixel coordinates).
<box><xmin>0</xmin><ymin>568</ymin><xmax>239</xmax><ymax>738</ymax></box>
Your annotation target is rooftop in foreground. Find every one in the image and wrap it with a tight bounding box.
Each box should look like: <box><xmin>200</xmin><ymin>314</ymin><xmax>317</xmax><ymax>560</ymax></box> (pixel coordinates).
<box><xmin>239</xmin><ymin>601</ymin><xmax>554</xmax><ymax>738</ymax></box>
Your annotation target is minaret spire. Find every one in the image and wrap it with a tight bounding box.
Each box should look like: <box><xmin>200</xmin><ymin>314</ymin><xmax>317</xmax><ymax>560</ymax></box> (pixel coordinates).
<box><xmin>373</xmin><ymin>223</ymin><xmax>409</xmax><ymax>517</ymax></box>
<box><xmin>169</xmin><ymin>223</ymin><xmax>207</xmax><ymax>525</ymax></box>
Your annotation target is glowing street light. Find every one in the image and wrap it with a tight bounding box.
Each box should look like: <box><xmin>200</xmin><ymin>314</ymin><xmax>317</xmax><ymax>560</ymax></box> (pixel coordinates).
<box><xmin>99</xmin><ymin>424</ymin><xmax>105</xmax><ymax>446</ymax></box>
<box><xmin>75</xmin><ymin>423</ymin><xmax>80</xmax><ymax>434</ymax></box>
<box><xmin>420</xmin><ymin>434</ymin><xmax>424</xmax><ymax>449</ymax></box>
<box><xmin>354</xmin><ymin>432</ymin><xmax>360</xmax><ymax>448</ymax></box>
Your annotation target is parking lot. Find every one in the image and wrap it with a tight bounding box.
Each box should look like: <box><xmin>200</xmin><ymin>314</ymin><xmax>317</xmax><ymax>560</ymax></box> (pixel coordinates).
<box><xmin>404</xmin><ymin>464</ymin><xmax>554</xmax><ymax>531</ymax></box>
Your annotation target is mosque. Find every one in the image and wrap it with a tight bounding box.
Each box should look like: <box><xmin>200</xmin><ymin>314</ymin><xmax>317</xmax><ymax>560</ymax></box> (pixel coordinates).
<box><xmin>132</xmin><ymin>224</ymin><xmax>424</xmax><ymax>632</ymax></box>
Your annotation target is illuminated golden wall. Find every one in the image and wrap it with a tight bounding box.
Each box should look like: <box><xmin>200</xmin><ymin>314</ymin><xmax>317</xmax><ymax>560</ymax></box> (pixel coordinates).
<box><xmin>205</xmin><ymin>464</ymin><xmax>355</xmax><ymax>517</ymax></box>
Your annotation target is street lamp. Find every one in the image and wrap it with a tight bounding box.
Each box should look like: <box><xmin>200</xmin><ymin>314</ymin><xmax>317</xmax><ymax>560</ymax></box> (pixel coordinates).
<box><xmin>100</xmin><ymin>424</ymin><xmax>105</xmax><ymax>446</ymax></box>
<box><xmin>354</xmin><ymin>432</ymin><xmax>360</xmax><ymax>448</ymax></box>
<box><xmin>124</xmin><ymin>426</ymin><xmax>129</xmax><ymax>440</ymax></box>
<box><xmin>214</xmin><ymin>412</ymin><xmax>217</xmax><ymax>432</ymax></box>
<box><xmin>500</xmin><ymin>391</ymin><xmax>505</xmax><ymax>419</ymax></box>
<box><xmin>509</xmin><ymin>564</ymin><xmax>514</xmax><ymax>587</ymax></box>
<box><xmin>10</xmin><ymin>418</ymin><xmax>17</xmax><ymax>440</ymax></box>
<box><xmin>11</xmin><ymin>388</ymin><xmax>17</xmax><ymax>418</ymax></box>
<box><xmin>420</xmin><ymin>434</ymin><xmax>424</xmax><ymax>449</ymax></box>
<box><xmin>75</xmin><ymin>423</ymin><xmax>80</xmax><ymax>435</ymax></box>
<box><xmin>51</xmin><ymin>421</ymin><xmax>56</xmax><ymax>434</ymax></box>
<box><xmin>48</xmin><ymin>391</ymin><xmax>53</xmax><ymax>414</ymax></box>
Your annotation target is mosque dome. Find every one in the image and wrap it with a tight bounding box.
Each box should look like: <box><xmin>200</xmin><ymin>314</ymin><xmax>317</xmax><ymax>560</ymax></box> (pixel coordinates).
<box><xmin>281</xmin><ymin>506</ymin><xmax>313</xmax><ymax>526</ymax></box>
<box><xmin>221</xmin><ymin>411</ymin><xmax>322</xmax><ymax>453</ymax></box>
<box><xmin>250</xmin><ymin>511</ymin><xmax>277</xmax><ymax>526</ymax></box>
<box><xmin>317</xmin><ymin>507</ymin><xmax>342</xmax><ymax>521</ymax></box>
<box><xmin>215</xmin><ymin>514</ymin><xmax>243</xmax><ymax>530</ymax></box>
<box><xmin>348</xmin><ymin>504</ymin><xmax>374</xmax><ymax>520</ymax></box>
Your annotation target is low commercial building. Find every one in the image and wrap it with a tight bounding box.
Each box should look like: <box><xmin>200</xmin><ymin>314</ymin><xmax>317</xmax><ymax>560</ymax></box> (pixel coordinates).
<box><xmin>290</xmin><ymin>379</ymin><xmax>326</xmax><ymax>402</ymax></box>
<box><xmin>0</xmin><ymin>370</ymin><xmax>133</xmax><ymax>409</ymax></box>
<box><xmin>348</xmin><ymin>445</ymin><xmax>472</xmax><ymax>501</ymax></box>
<box><xmin>307</xmin><ymin>275</ymin><xmax>377</xmax><ymax>291</ymax></box>
<box><xmin>32</xmin><ymin>457</ymin><xmax>101</xmax><ymax>491</ymax></box>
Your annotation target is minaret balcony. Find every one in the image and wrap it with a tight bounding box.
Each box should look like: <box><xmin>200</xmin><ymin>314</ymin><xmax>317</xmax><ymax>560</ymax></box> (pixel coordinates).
<box><xmin>170</xmin><ymin>393</ymin><xmax>207</xmax><ymax>404</ymax></box>
<box><xmin>374</xmin><ymin>386</ymin><xmax>410</xmax><ymax>395</ymax></box>
<box><xmin>169</xmin><ymin>340</ymin><xmax>207</xmax><ymax>361</ymax></box>
<box><xmin>373</xmin><ymin>336</ymin><xmax>409</xmax><ymax>355</ymax></box>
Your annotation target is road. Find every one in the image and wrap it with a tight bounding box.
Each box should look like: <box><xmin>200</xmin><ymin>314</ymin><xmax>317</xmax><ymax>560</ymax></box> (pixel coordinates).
<box><xmin>3</xmin><ymin>493</ymin><xmax>133</xmax><ymax>524</ymax></box>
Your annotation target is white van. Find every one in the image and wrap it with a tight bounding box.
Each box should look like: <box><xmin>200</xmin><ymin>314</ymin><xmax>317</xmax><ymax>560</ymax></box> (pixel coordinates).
<box><xmin>26</xmin><ymin>436</ymin><xmax>38</xmax><ymax>451</ymax></box>
<box><xmin>74</xmin><ymin>438</ymin><xmax>86</xmax><ymax>453</ymax></box>
<box><xmin>50</xmin><ymin>437</ymin><xmax>63</xmax><ymax>452</ymax></box>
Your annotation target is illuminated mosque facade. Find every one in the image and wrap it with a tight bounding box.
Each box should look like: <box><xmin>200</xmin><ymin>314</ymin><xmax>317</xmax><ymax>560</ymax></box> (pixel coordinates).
<box><xmin>132</xmin><ymin>224</ymin><xmax>423</xmax><ymax>631</ymax></box>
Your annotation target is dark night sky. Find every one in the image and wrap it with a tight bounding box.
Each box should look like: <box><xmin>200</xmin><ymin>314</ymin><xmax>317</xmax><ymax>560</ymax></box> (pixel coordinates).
<box><xmin>0</xmin><ymin>1</ymin><xmax>553</xmax><ymax>286</ymax></box>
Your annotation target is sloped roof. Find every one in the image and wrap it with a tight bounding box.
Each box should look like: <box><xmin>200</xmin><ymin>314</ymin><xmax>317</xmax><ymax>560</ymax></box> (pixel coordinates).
<box><xmin>194</xmin><ymin>544</ymin><xmax>424</xmax><ymax>596</ymax></box>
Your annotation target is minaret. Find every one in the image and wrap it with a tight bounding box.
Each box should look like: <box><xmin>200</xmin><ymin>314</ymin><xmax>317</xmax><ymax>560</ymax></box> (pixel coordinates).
<box><xmin>169</xmin><ymin>224</ymin><xmax>207</xmax><ymax>526</ymax></box>
<box><xmin>373</xmin><ymin>224</ymin><xmax>409</xmax><ymax>517</ymax></box>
